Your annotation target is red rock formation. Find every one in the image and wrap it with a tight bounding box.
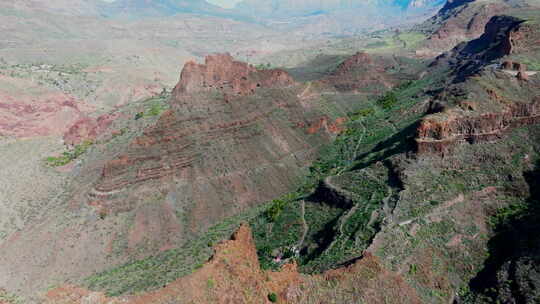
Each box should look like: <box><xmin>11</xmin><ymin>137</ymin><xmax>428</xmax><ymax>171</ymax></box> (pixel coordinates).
<box><xmin>502</xmin><ymin>60</ymin><xmax>513</xmax><ymax>70</ymax></box>
<box><xmin>84</xmin><ymin>54</ymin><xmax>332</xmax><ymax>228</ymax></box>
<box><xmin>517</xmin><ymin>71</ymin><xmax>529</xmax><ymax>81</ymax></box>
<box><xmin>420</xmin><ymin>0</ymin><xmax>507</xmax><ymax>53</ymax></box>
<box><xmin>418</xmin><ymin>14</ymin><xmax>540</xmax><ymax>156</ymax></box>
<box><xmin>45</xmin><ymin>225</ymin><xmax>420</xmax><ymax>304</ymax></box>
<box><xmin>320</xmin><ymin>52</ymin><xmax>397</xmax><ymax>92</ymax></box>
<box><xmin>63</xmin><ymin>113</ymin><xmax>117</xmax><ymax>146</ymax></box>
<box><xmin>332</xmin><ymin>51</ymin><xmax>374</xmax><ymax>76</ymax></box>
<box><xmin>173</xmin><ymin>53</ymin><xmax>295</xmax><ymax>96</ymax></box>
<box><xmin>416</xmin><ymin>98</ymin><xmax>540</xmax><ymax>155</ymax></box>
<box><xmin>513</xmin><ymin>62</ymin><xmax>526</xmax><ymax>72</ymax></box>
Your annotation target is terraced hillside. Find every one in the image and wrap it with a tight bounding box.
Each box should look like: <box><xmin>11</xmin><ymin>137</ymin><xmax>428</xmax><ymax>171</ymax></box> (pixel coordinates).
<box><xmin>38</xmin><ymin>2</ymin><xmax>540</xmax><ymax>304</ymax></box>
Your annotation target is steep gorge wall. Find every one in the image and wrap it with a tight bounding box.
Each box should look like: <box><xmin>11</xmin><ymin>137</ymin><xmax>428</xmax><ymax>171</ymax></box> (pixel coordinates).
<box><xmin>417</xmin><ymin>98</ymin><xmax>540</xmax><ymax>154</ymax></box>
<box><xmin>417</xmin><ymin>17</ymin><xmax>540</xmax><ymax>155</ymax></box>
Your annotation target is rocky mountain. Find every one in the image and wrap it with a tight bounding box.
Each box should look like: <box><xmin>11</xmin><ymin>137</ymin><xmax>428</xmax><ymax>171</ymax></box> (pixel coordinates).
<box><xmin>37</xmin><ymin>3</ymin><xmax>540</xmax><ymax>302</ymax></box>
<box><xmin>231</xmin><ymin>0</ymin><xmax>447</xmax><ymax>35</ymax></box>
<box><xmin>2</xmin><ymin>0</ymin><xmax>540</xmax><ymax>303</ymax></box>
<box><xmin>0</xmin><ymin>52</ymin><xmax>362</xmax><ymax>301</ymax></box>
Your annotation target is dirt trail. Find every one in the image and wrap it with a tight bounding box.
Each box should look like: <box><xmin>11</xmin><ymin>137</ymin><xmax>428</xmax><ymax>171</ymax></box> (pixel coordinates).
<box><xmin>296</xmin><ymin>200</ymin><xmax>309</xmax><ymax>249</ymax></box>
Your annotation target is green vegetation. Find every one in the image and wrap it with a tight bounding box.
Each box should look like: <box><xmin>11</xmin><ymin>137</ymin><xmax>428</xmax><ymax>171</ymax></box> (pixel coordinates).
<box><xmin>45</xmin><ymin>140</ymin><xmax>93</xmax><ymax>167</ymax></box>
<box><xmin>376</xmin><ymin>91</ymin><xmax>397</xmax><ymax>110</ymax></box>
<box><xmin>268</xmin><ymin>292</ymin><xmax>278</xmax><ymax>302</ymax></box>
<box><xmin>0</xmin><ymin>290</ymin><xmax>23</xmax><ymax>304</ymax></box>
<box><xmin>134</xmin><ymin>93</ymin><xmax>169</xmax><ymax>120</ymax></box>
<box><xmin>249</xmin><ymin>75</ymin><xmax>439</xmax><ymax>274</ymax></box>
<box><xmin>207</xmin><ymin>278</ymin><xmax>215</xmax><ymax>289</ymax></box>
<box><xmin>255</xmin><ymin>63</ymin><xmax>273</xmax><ymax>70</ymax></box>
<box><xmin>85</xmin><ymin>203</ymin><xmax>268</xmax><ymax>296</ymax></box>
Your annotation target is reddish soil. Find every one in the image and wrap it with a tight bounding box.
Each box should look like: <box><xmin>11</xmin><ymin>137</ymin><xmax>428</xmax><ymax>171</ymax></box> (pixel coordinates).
<box><xmin>0</xmin><ymin>75</ymin><xmax>91</xmax><ymax>138</ymax></box>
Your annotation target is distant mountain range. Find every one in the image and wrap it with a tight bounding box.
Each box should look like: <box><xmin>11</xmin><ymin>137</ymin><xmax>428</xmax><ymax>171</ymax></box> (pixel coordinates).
<box><xmin>233</xmin><ymin>0</ymin><xmax>447</xmax><ymax>18</ymax></box>
<box><xmin>94</xmin><ymin>0</ymin><xmax>228</xmax><ymax>17</ymax></box>
<box><xmin>4</xmin><ymin>0</ymin><xmax>449</xmax><ymax>35</ymax></box>
<box><xmin>91</xmin><ymin>0</ymin><xmax>447</xmax><ymax>23</ymax></box>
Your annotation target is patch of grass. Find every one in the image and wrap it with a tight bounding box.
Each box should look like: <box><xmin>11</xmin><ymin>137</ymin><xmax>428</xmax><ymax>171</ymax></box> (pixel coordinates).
<box><xmin>377</xmin><ymin>91</ymin><xmax>398</xmax><ymax>110</ymax></box>
<box><xmin>45</xmin><ymin>140</ymin><xmax>93</xmax><ymax>167</ymax></box>
<box><xmin>206</xmin><ymin>278</ymin><xmax>215</xmax><ymax>289</ymax></box>
<box><xmin>134</xmin><ymin>93</ymin><xmax>170</xmax><ymax>120</ymax></box>
<box><xmin>397</xmin><ymin>32</ymin><xmax>427</xmax><ymax>49</ymax></box>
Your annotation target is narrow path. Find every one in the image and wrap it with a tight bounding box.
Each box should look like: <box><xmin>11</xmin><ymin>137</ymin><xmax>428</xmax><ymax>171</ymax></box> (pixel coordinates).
<box><xmin>381</xmin><ymin>185</ymin><xmax>394</xmax><ymax>221</ymax></box>
<box><xmin>297</xmin><ymin>81</ymin><xmax>313</xmax><ymax>99</ymax></box>
<box><xmin>296</xmin><ymin>200</ymin><xmax>309</xmax><ymax>249</ymax></box>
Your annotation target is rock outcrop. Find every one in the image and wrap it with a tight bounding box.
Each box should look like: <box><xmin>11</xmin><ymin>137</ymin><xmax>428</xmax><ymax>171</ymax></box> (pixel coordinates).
<box><xmin>417</xmin><ymin>15</ymin><xmax>540</xmax><ymax>155</ymax></box>
<box><xmin>418</xmin><ymin>0</ymin><xmax>507</xmax><ymax>54</ymax></box>
<box><xmin>63</xmin><ymin>114</ymin><xmax>117</xmax><ymax>146</ymax></box>
<box><xmin>174</xmin><ymin>53</ymin><xmax>295</xmax><ymax>96</ymax></box>
<box><xmin>45</xmin><ymin>224</ymin><xmax>302</xmax><ymax>304</ymax></box>
<box><xmin>45</xmin><ymin>224</ymin><xmax>421</xmax><ymax>304</ymax></box>
<box><xmin>416</xmin><ymin>98</ymin><xmax>540</xmax><ymax>154</ymax></box>
<box><xmin>320</xmin><ymin>52</ymin><xmax>402</xmax><ymax>93</ymax></box>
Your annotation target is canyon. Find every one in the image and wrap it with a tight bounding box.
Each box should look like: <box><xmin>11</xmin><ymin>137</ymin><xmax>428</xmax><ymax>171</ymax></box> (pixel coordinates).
<box><xmin>1</xmin><ymin>0</ymin><xmax>540</xmax><ymax>303</ymax></box>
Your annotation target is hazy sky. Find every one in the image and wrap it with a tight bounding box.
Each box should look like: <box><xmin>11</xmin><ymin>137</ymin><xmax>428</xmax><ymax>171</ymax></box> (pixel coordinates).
<box><xmin>206</xmin><ymin>0</ymin><xmax>243</xmax><ymax>8</ymax></box>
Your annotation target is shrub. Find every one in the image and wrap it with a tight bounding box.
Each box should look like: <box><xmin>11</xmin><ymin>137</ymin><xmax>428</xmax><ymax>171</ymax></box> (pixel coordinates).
<box><xmin>45</xmin><ymin>140</ymin><xmax>93</xmax><ymax>167</ymax></box>
<box><xmin>268</xmin><ymin>293</ymin><xmax>278</xmax><ymax>302</ymax></box>
<box><xmin>377</xmin><ymin>91</ymin><xmax>398</xmax><ymax>110</ymax></box>
<box><xmin>265</xmin><ymin>199</ymin><xmax>288</xmax><ymax>222</ymax></box>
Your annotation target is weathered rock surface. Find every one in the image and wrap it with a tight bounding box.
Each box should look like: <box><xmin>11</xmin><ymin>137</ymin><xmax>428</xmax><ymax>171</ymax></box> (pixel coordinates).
<box><xmin>63</xmin><ymin>114</ymin><xmax>118</xmax><ymax>146</ymax></box>
<box><xmin>174</xmin><ymin>53</ymin><xmax>296</xmax><ymax>96</ymax></box>
<box><xmin>417</xmin><ymin>15</ymin><xmax>540</xmax><ymax>155</ymax></box>
<box><xmin>417</xmin><ymin>98</ymin><xmax>540</xmax><ymax>154</ymax></box>
<box><xmin>418</xmin><ymin>0</ymin><xmax>507</xmax><ymax>54</ymax></box>
<box><xmin>90</xmin><ymin>54</ymin><xmax>325</xmax><ymax>208</ymax></box>
<box><xmin>320</xmin><ymin>51</ymin><xmax>398</xmax><ymax>93</ymax></box>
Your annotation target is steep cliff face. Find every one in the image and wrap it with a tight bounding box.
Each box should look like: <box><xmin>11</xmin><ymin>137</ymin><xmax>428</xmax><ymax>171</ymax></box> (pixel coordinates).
<box><xmin>174</xmin><ymin>53</ymin><xmax>296</xmax><ymax>95</ymax></box>
<box><xmin>417</xmin><ymin>0</ymin><xmax>508</xmax><ymax>55</ymax></box>
<box><xmin>417</xmin><ymin>15</ymin><xmax>540</xmax><ymax>155</ymax></box>
<box><xmin>416</xmin><ymin>98</ymin><xmax>540</xmax><ymax>154</ymax></box>
<box><xmin>63</xmin><ymin>114</ymin><xmax>118</xmax><ymax>146</ymax></box>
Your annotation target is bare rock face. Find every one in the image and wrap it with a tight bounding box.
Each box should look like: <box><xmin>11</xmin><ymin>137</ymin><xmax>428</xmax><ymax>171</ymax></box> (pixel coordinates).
<box><xmin>416</xmin><ymin>100</ymin><xmax>540</xmax><ymax>155</ymax></box>
<box><xmin>174</xmin><ymin>53</ymin><xmax>295</xmax><ymax>96</ymax></box>
<box><xmin>63</xmin><ymin>114</ymin><xmax>117</xmax><ymax>146</ymax></box>
<box><xmin>418</xmin><ymin>0</ymin><xmax>507</xmax><ymax>54</ymax></box>
<box><xmin>417</xmin><ymin>16</ymin><xmax>540</xmax><ymax>155</ymax></box>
